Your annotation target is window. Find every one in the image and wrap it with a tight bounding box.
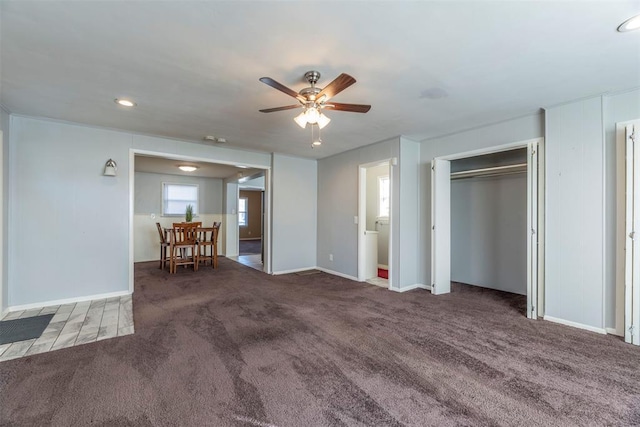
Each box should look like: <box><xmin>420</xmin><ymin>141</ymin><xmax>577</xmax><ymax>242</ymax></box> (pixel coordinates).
<box><xmin>238</xmin><ymin>197</ymin><xmax>248</xmax><ymax>227</ymax></box>
<box><xmin>378</xmin><ymin>176</ymin><xmax>390</xmax><ymax>218</ymax></box>
<box><xmin>162</xmin><ymin>183</ymin><xmax>198</xmax><ymax>216</ymax></box>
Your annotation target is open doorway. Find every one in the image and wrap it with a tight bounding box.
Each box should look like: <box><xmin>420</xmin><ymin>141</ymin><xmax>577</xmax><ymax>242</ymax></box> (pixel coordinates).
<box><xmin>234</xmin><ymin>172</ymin><xmax>265</xmax><ymax>271</ymax></box>
<box><xmin>431</xmin><ymin>139</ymin><xmax>543</xmax><ymax>319</ymax></box>
<box><xmin>358</xmin><ymin>160</ymin><xmax>392</xmax><ymax>288</ymax></box>
<box><xmin>129</xmin><ymin>151</ymin><xmax>271</xmax><ymax>282</ymax></box>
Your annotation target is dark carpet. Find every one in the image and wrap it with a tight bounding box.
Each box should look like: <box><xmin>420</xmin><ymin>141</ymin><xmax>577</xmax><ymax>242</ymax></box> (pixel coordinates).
<box><xmin>239</xmin><ymin>239</ymin><xmax>261</xmax><ymax>255</ymax></box>
<box><xmin>1</xmin><ymin>259</ymin><xmax>640</xmax><ymax>426</ymax></box>
<box><xmin>0</xmin><ymin>314</ymin><xmax>54</xmax><ymax>345</ymax></box>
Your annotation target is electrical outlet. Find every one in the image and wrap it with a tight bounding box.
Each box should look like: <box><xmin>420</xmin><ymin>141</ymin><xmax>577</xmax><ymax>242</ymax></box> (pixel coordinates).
<box><xmin>329</xmin><ymin>254</ymin><xmax>333</xmax><ymax>261</ymax></box>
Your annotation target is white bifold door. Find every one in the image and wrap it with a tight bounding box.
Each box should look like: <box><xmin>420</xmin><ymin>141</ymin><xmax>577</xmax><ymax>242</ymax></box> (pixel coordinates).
<box><xmin>625</xmin><ymin>124</ymin><xmax>640</xmax><ymax>345</ymax></box>
<box><xmin>431</xmin><ymin>158</ymin><xmax>451</xmax><ymax>295</ymax></box>
<box><xmin>431</xmin><ymin>141</ymin><xmax>540</xmax><ymax>319</ymax></box>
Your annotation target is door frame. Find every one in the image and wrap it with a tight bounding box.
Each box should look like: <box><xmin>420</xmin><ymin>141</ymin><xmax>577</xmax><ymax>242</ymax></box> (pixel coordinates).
<box><xmin>357</xmin><ymin>159</ymin><xmax>393</xmax><ymax>288</ymax></box>
<box><xmin>430</xmin><ymin>137</ymin><xmax>544</xmax><ymax>319</ymax></box>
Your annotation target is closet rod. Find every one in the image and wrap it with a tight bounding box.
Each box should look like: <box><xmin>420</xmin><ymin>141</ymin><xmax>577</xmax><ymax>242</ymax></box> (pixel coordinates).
<box><xmin>450</xmin><ymin>163</ymin><xmax>527</xmax><ymax>180</ymax></box>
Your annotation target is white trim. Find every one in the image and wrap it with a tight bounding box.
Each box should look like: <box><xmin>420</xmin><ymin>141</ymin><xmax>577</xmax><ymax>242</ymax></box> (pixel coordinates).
<box><xmin>390</xmin><ymin>284</ymin><xmax>430</xmax><ymax>293</ymax></box>
<box><xmin>606</xmin><ymin>327</ymin><xmax>623</xmax><ymax>337</ymax></box>
<box><xmin>271</xmin><ymin>266</ymin><xmax>318</xmax><ymax>275</ymax></box>
<box><xmin>129</xmin><ymin>149</ymin><xmax>135</xmax><ymax>294</ymax></box>
<box><xmin>316</xmin><ymin>267</ymin><xmax>359</xmax><ymax>282</ymax></box>
<box><xmin>437</xmin><ymin>138</ymin><xmax>543</xmax><ymax>161</ymax></box>
<box><xmin>7</xmin><ymin>290</ymin><xmax>132</xmax><ymax>312</ymax></box>
<box><xmin>543</xmin><ymin>315</ymin><xmax>607</xmax><ymax>334</ymax></box>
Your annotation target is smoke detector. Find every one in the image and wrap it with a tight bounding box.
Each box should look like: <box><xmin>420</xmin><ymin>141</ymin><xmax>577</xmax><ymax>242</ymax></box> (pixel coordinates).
<box><xmin>203</xmin><ymin>135</ymin><xmax>227</xmax><ymax>143</ymax></box>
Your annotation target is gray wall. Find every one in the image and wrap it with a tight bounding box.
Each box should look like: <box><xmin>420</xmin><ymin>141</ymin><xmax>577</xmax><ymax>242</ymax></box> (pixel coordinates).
<box><xmin>451</xmin><ymin>174</ymin><xmax>527</xmax><ymax>295</ymax></box>
<box><xmin>7</xmin><ymin>116</ymin><xmax>314</xmax><ymax>308</ymax></box>
<box><xmin>316</xmin><ymin>136</ymin><xmax>422</xmax><ymax>289</ymax></box>
<box><xmin>134</xmin><ymin>171</ymin><xmax>223</xmax><ymax>215</ymax></box>
<box><xmin>317</xmin><ymin>138</ymin><xmax>399</xmax><ymax>280</ymax></box>
<box><xmin>272</xmin><ymin>154</ymin><xmax>317</xmax><ymax>273</ymax></box>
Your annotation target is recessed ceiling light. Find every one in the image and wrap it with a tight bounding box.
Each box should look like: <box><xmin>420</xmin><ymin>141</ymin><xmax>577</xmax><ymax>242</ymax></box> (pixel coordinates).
<box><xmin>618</xmin><ymin>13</ymin><xmax>640</xmax><ymax>32</ymax></box>
<box><xmin>115</xmin><ymin>98</ymin><xmax>136</xmax><ymax>107</ymax></box>
<box><xmin>178</xmin><ymin>165</ymin><xmax>198</xmax><ymax>172</ymax></box>
<box><xmin>312</xmin><ymin>140</ymin><xmax>322</xmax><ymax>147</ymax></box>
<box><xmin>236</xmin><ymin>165</ymin><xmax>249</xmax><ymax>169</ymax></box>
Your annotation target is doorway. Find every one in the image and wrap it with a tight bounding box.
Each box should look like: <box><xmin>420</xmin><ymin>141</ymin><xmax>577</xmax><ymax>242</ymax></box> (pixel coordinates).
<box><xmin>236</xmin><ymin>172</ymin><xmax>265</xmax><ymax>272</ymax></box>
<box><xmin>358</xmin><ymin>160</ymin><xmax>392</xmax><ymax>288</ymax></box>
<box><xmin>128</xmin><ymin>149</ymin><xmax>272</xmax><ymax>289</ymax></box>
<box><xmin>431</xmin><ymin>138</ymin><xmax>543</xmax><ymax>319</ymax></box>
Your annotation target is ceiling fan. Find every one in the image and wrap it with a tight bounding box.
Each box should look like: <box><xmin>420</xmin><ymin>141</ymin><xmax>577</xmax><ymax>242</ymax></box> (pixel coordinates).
<box><xmin>259</xmin><ymin>70</ymin><xmax>371</xmax><ymax>129</ymax></box>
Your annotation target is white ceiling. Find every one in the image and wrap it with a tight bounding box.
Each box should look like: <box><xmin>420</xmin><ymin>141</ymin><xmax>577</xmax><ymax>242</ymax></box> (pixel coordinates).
<box><xmin>2</xmin><ymin>1</ymin><xmax>639</xmax><ymax>159</ymax></box>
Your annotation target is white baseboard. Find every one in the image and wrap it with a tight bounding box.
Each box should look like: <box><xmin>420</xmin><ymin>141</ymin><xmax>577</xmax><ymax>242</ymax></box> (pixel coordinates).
<box><xmin>543</xmin><ymin>315</ymin><xmax>607</xmax><ymax>334</ymax></box>
<box><xmin>377</xmin><ymin>264</ymin><xmax>389</xmax><ymax>269</ymax></box>
<box><xmin>7</xmin><ymin>290</ymin><xmax>132</xmax><ymax>312</ymax></box>
<box><xmin>315</xmin><ymin>267</ymin><xmax>359</xmax><ymax>282</ymax></box>
<box><xmin>272</xmin><ymin>266</ymin><xmax>318</xmax><ymax>275</ymax></box>
<box><xmin>606</xmin><ymin>327</ymin><xmax>623</xmax><ymax>337</ymax></box>
<box><xmin>390</xmin><ymin>283</ymin><xmax>430</xmax><ymax>293</ymax></box>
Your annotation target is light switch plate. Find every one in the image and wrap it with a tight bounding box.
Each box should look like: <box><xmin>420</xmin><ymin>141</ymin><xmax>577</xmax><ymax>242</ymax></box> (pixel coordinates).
<box><xmin>354</xmin><ymin>216</ymin><xmax>358</xmax><ymax>224</ymax></box>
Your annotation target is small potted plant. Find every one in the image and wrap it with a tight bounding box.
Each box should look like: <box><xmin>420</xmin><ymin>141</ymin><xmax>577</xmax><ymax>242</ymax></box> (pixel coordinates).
<box><xmin>185</xmin><ymin>204</ymin><xmax>194</xmax><ymax>222</ymax></box>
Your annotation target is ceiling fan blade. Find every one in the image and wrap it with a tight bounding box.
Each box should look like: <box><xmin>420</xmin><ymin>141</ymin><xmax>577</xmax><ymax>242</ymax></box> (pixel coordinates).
<box><xmin>259</xmin><ymin>105</ymin><xmax>302</xmax><ymax>113</ymax></box>
<box><xmin>259</xmin><ymin>77</ymin><xmax>304</xmax><ymax>101</ymax></box>
<box><xmin>316</xmin><ymin>73</ymin><xmax>356</xmax><ymax>101</ymax></box>
<box><xmin>324</xmin><ymin>102</ymin><xmax>371</xmax><ymax>113</ymax></box>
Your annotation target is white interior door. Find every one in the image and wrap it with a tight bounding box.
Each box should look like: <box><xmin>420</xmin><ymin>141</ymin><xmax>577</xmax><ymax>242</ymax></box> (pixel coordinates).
<box><xmin>527</xmin><ymin>142</ymin><xmax>539</xmax><ymax>319</ymax></box>
<box><xmin>625</xmin><ymin>124</ymin><xmax>640</xmax><ymax>344</ymax></box>
<box><xmin>431</xmin><ymin>158</ymin><xmax>451</xmax><ymax>295</ymax></box>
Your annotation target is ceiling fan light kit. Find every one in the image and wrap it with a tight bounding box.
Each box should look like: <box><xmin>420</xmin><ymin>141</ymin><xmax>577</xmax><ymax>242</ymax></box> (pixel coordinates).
<box><xmin>259</xmin><ymin>70</ymin><xmax>371</xmax><ymax>142</ymax></box>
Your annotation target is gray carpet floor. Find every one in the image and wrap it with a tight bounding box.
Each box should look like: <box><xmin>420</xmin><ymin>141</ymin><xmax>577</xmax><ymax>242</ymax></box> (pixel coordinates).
<box><xmin>1</xmin><ymin>258</ymin><xmax>639</xmax><ymax>426</ymax></box>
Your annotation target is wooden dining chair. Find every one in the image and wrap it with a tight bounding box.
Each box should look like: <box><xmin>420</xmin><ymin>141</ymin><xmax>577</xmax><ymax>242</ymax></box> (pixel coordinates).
<box><xmin>169</xmin><ymin>222</ymin><xmax>199</xmax><ymax>273</ymax></box>
<box><xmin>197</xmin><ymin>222</ymin><xmax>222</xmax><ymax>268</ymax></box>
<box><xmin>155</xmin><ymin>222</ymin><xmax>170</xmax><ymax>270</ymax></box>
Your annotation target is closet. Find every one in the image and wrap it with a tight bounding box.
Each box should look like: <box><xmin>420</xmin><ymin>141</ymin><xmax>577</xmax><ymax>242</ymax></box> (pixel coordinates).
<box><xmin>450</xmin><ymin>148</ymin><xmax>528</xmax><ymax>297</ymax></box>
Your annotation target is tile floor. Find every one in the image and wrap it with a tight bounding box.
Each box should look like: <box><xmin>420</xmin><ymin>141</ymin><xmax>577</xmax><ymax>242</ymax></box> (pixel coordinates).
<box><xmin>0</xmin><ymin>295</ymin><xmax>134</xmax><ymax>362</ymax></box>
<box><xmin>367</xmin><ymin>277</ymin><xmax>389</xmax><ymax>288</ymax></box>
<box><xmin>229</xmin><ymin>254</ymin><xmax>263</xmax><ymax>272</ymax></box>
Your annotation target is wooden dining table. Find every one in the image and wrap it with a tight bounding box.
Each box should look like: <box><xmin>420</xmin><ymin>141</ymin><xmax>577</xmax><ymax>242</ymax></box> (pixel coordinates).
<box><xmin>164</xmin><ymin>225</ymin><xmax>220</xmax><ymax>270</ymax></box>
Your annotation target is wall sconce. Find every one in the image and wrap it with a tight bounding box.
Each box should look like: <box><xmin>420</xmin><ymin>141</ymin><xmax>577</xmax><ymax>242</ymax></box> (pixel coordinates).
<box><xmin>104</xmin><ymin>159</ymin><xmax>117</xmax><ymax>176</ymax></box>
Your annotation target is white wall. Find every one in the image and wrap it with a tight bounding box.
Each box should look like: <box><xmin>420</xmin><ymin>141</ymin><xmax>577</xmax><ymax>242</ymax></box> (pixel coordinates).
<box><xmin>0</xmin><ymin>109</ymin><xmax>10</xmax><ymax>314</ymax></box>
<box><xmin>9</xmin><ymin>117</ymin><xmax>131</xmax><ymax>307</ymax></box>
<box><xmin>133</xmin><ymin>171</ymin><xmax>223</xmax><ymax>262</ymax></box>
<box><xmin>419</xmin><ymin>113</ymin><xmax>544</xmax><ymax>289</ymax></box>
<box><xmin>397</xmin><ymin>137</ymin><xmax>421</xmax><ymax>288</ymax></box>
<box><xmin>604</xmin><ymin>88</ymin><xmax>640</xmax><ymax>330</ymax></box>
<box><xmin>451</xmin><ymin>174</ymin><xmax>527</xmax><ymax>295</ymax></box>
<box><xmin>545</xmin><ymin>97</ymin><xmax>605</xmax><ymax>329</ymax></box>
<box><xmin>366</xmin><ymin>164</ymin><xmax>389</xmax><ymax>266</ymax></box>
<box><xmin>271</xmin><ymin>154</ymin><xmax>317</xmax><ymax>273</ymax></box>
<box><xmin>7</xmin><ymin>116</ymin><xmax>315</xmax><ymax>308</ymax></box>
